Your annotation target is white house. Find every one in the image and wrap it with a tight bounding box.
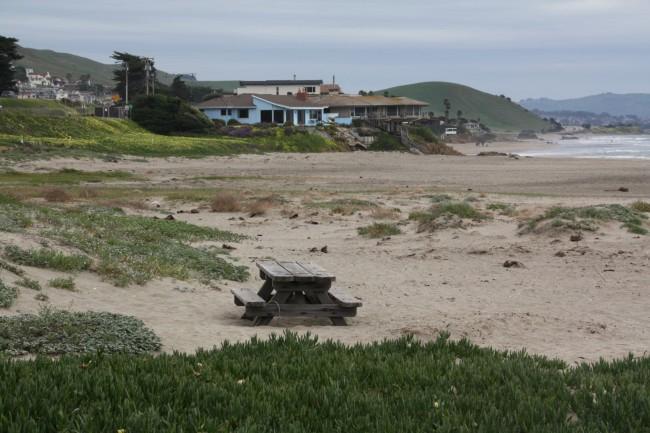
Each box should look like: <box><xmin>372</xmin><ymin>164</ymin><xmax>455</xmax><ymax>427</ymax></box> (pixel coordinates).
<box><xmin>195</xmin><ymin>94</ymin><xmax>328</xmax><ymax>126</ymax></box>
<box><xmin>235</xmin><ymin>80</ymin><xmax>323</xmax><ymax>96</ymax></box>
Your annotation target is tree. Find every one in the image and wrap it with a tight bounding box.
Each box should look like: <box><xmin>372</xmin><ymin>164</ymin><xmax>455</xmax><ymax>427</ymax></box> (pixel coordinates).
<box><xmin>132</xmin><ymin>94</ymin><xmax>213</xmax><ymax>134</ymax></box>
<box><xmin>456</xmin><ymin>110</ymin><xmax>463</xmax><ymax>119</ymax></box>
<box><xmin>443</xmin><ymin>98</ymin><xmax>451</xmax><ymax>121</ymax></box>
<box><xmin>0</xmin><ymin>35</ymin><xmax>23</xmax><ymax>92</ymax></box>
<box><xmin>170</xmin><ymin>75</ymin><xmax>191</xmax><ymax>101</ymax></box>
<box><xmin>358</xmin><ymin>90</ymin><xmax>367</xmax><ymax>96</ymax></box>
<box><xmin>111</xmin><ymin>51</ymin><xmax>159</xmax><ymax>103</ymax></box>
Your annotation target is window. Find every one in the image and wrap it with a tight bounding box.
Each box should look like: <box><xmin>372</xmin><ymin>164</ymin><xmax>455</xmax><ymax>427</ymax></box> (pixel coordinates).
<box><xmin>287</xmin><ymin>92</ymin><xmax>293</xmax><ymax>95</ymax></box>
<box><xmin>273</xmin><ymin>110</ymin><xmax>285</xmax><ymax>123</ymax></box>
<box><xmin>309</xmin><ymin>110</ymin><xmax>319</xmax><ymax>120</ymax></box>
<box><xmin>238</xmin><ymin>109</ymin><xmax>249</xmax><ymax>119</ymax></box>
<box><xmin>227</xmin><ymin>109</ymin><xmax>232</xmax><ymax>116</ymax></box>
<box><xmin>276</xmin><ymin>87</ymin><xmax>279</xmax><ymax>95</ymax></box>
<box><xmin>220</xmin><ymin>109</ymin><xmax>227</xmax><ymax>116</ymax></box>
<box><xmin>305</xmin><ymin>86</ymin><xmax>316</xmax><ymax>93</ymax></box>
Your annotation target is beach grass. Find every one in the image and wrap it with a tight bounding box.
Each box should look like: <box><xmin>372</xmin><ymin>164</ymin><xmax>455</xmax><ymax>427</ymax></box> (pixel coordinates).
<box><xmin>521</xmin><ymin>204</ymin><xmax>648</xmax><ymax>235</ymax></box>
<box><xmin>0</xmin><ymin>196</ymin><xmax>248</xmax><ymax>286</ymax></box>
<box><xmin>358</xmin><ymin>222</ymin><xmax>402</xmax><ymax>238</ymax></box>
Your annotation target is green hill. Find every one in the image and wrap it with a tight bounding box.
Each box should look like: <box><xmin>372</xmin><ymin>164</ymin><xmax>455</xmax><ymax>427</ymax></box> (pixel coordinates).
<box><xmin>380</xmin><ymin>82</ymin><xmax>549</xmax><ymax>131</ymax></box>
<box><xmin>16</xmin><ymin>47</ymin><xmax>177</xmax><ymax>87</ymax></box>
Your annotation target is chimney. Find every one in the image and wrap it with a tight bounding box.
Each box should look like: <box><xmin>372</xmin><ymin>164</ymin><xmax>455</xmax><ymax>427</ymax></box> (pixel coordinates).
<box><xmin>296</xmin><ymin>89</ymin><xmax>308</xmax><ymax>101</ymax></box>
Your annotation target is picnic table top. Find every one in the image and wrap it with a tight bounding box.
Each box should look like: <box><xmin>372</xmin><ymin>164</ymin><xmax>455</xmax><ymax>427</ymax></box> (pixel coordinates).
<box><xmin>256</xmin><ymin>260</ymin><xmax>336</xmax><ymax>283</ymax></box>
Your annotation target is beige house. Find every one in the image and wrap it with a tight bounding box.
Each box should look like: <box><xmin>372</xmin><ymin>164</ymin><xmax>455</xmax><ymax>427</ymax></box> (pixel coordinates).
<box><xmin>313</xmin><ymin>94</ymin><xmax>428</xmax><ymax>125</ymax></box>
<box><xmin>236</xmin><ymin>80</ymin><xmax>323</xmax><ymax>96</ymax></box>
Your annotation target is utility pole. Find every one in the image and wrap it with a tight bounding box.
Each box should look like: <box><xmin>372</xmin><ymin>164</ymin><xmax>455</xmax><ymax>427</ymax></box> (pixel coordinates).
<box><xmin>123</xmin><ymin>61</ymin><xmax>129</xmax><ymax>105</ymax></box>
<box><xmin>144</xmin><ymin>58</ymin><xmax>151</xmax><ymax>96</ymax></box>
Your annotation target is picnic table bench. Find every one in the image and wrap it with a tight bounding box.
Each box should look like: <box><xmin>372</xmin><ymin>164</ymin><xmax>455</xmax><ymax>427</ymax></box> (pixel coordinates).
<box><xmin>232</xmin><ymin>260</ymin><xmax>362</xmax><ymax>326</ymax></box>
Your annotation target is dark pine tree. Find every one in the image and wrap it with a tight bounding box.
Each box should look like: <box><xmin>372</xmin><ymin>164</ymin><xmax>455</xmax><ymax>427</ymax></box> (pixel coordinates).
<box><xmin>0</xmin><ymin>36</ymin><xmax>23</xmax><ymax>92</ymax></box>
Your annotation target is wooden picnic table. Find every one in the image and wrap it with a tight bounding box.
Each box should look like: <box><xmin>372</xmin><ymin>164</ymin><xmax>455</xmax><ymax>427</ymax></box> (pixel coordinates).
<box><xmin>232</xmin><ymin>260</ymin><xmax>361</xmax><ymax>326</ymax></box>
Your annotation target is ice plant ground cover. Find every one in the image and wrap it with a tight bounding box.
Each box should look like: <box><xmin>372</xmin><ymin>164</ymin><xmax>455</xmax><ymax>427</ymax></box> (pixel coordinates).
<box><xmin>0</xmin><ymin>332</ymin><xmax>648</xmax><ymax>432</ymax></box>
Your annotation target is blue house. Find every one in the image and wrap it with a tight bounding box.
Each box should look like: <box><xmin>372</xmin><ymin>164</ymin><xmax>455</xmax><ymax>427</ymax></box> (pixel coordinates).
<box><xmin>195</xmin><ymin>94</ymin><xmax>328</xmax><ymax>126</ymax></box>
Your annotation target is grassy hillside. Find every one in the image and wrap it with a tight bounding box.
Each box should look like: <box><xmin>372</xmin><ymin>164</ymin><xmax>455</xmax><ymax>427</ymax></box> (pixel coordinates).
<box><xmin>0</xmin><ymin>99</ymin><xmax>339</xmax><ymax>157</ymax></box>
<box><xmin>16</xmin><ymin>46</ymin><xmax>237</xmax><ymax>90</ymax></box>
<box><xmin>16</xmin><ymin>47</ymin><xmax>176</xmax><ymax>86</ymax></box>
<box><xmin>381</xmin><ymin>82</ymin><xmax>549</xmax><ymax>131</ymax></box>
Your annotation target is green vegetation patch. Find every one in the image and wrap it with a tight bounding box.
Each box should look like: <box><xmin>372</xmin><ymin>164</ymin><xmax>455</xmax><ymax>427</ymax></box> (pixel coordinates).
<box><xmin>358</xmin><ymin>223</ymin><xmax>402</xmax><ymax>238</ymax></box>
<box><xmin>0</xmin><ymin>280</ymin><xmax>17</xmax><ymax>308</ymax></box>
<box><xmin>15</xmin><ymin>277</ymin><xmax>42</xmax><ymax>291</ymax></box>
<box><xmin>0</xmin><ymin>198</ymin><xmax>248</xmax><ymax>286</ymax></box>
<box><xmin>410</xmin><ymin>200</ymin><xmax>488</xmax><ymax>232</ymax></box>
<box><xmin>0</xmin><ymin>332</ymin><xmax>648</xmax><ymax>431</ymax></box>
<box><xmin>4</xmin><ymin>245</ymin><xmax>92</xmax><ymax>272</ymax></box>
<box><xmin>48</xmin><ymin>277</ymin><xmax>76</xmax><ymax>291</ymax></box>
<box><xmin>521</xmin><ymin>204</ymin><xmax>648</xmax><ymax>235</ymax></box>
<box><xmin>0</xmin><ymin>168</ymin><xmax>136</xmax><ymax>185</ymax></box>
<box><xmin>0</xmin><ymin>103</ymin><xmax>340</xmax><ymax>159</ymax></box>
<box><xmin>487</xmin><ymin>202</ymin><xmax>517</xmax><ymax>216</ymax></box>
<box><xmin>307</xmin><ymin>198</ymin><xmax>377</xmax><ymax>215</ymax></box>
<box><xmin>0</xmin><ymin>308</ymin><xmax>161</xmax><ymax>356</ymax></box>
<box><xmin>631</xmin><ymin>201</ymin><xmax>650</xmax><ymax>213</ymax></box>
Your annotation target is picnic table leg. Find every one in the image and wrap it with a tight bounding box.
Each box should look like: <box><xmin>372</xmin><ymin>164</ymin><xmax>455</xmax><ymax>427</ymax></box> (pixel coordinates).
<box><xmin>253</xmin><ymin>290</ymin><xmax>291</xmax><ymax>326</ymax></box>
<box><xmin>257</xmin><ymin>279</ymin><xmax>274</xmax><ymax>301</ymax></box>
<box><xmin>315</xmin><ymin>292</ymin><xmax>347</xmax><ymax>326</ymax></box>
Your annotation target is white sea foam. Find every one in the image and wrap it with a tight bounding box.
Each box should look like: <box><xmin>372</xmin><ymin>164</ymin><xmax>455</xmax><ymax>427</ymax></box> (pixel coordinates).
<box><xmin>521</xmin><ymin>135</ymin><xmax>650</xmax><ymax>159</ymax></box>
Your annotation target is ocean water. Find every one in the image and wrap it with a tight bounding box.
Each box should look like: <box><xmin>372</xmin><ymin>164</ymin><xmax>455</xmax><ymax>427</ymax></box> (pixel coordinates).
<box><xmin>520</xmin><ymin>135</ymin><xmax>650</xmax><ymax>159</ymax></box>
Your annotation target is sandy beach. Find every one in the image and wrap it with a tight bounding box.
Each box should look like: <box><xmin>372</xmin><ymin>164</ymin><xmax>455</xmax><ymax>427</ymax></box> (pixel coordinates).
<box><xmin>3</xmin><ymin>151</ymin><xmax>650</xmax><ymax>363</ymax></box>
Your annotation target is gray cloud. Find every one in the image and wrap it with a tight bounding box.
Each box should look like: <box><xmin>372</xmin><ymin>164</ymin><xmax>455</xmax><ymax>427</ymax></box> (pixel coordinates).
<box><xmin>2</xmin><ymin>0</ymin><xmax>649</xmax><ymax>99</ymax></box>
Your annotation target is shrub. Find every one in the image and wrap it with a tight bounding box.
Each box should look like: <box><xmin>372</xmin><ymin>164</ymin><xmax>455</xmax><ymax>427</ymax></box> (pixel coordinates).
<box><xmin>226</xmin><ymin>118</ymin><xmax>241</xmax><ymax>126</ymax></box>
<box><xmin>210</xmin><ymin>192</ymin><xmax>242</xmax><ymax>212</ymax></box>
<box><xmin>370</xmin><ymin>207</ymin><xmax>401</xmax><ymax>220</ymax></box>
<box><xmin>0</xmin><ymin>280</ymin><xmax>17</xmax><ymax>308</ymax></box>
<box><xmin>0</xmin><ymin>308</ymin><xmax>161</xmax><ymax>356</ymax></box>
<box><xmin>48</xmin><ymin>277</ymin><xmax>76</xmax><ymax>291</ymax></box>
<box><xmin>358</xmin><ymin>223</ymin><xmax>401</xmax><ymax>238</ymax></box>
<box><xmin>131</xmin><ymin>95</ymin><xmax>214</xmax><ymax>134</ymax></box>
<box><xmin>4</xmin><ymin>245</ymin><xmax>92</xmax><ymax>272</ymax></box>
<box><xmin>42</xmin><ymin>188</ymin><xmax>72</xmax><ymax>202</ymax></box>
<box><xmin>410</xmin><ymin>126</ymin><xmax>437</xmax><ymax>143</ymax></box>
<box><xmin>15</xmin><ymin>277</ymin><xmax>41</xmax><ymax>291</ymax></box>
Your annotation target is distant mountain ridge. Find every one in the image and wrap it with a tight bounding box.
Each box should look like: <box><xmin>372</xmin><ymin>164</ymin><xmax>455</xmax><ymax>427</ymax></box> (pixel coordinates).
<box><xmin>15</xmin><ymin>46</ymin><xmax>237</xmax><ymax>91</ymax></box>
<box><xmin>380</xmin><ymin>81</ymin><xmax>549</xmax><ymax>131</ymax></box>
<box><xmin>520</xmin><ymin>93</ymin><xmax>650</xmax><ymax>119</ymax></box>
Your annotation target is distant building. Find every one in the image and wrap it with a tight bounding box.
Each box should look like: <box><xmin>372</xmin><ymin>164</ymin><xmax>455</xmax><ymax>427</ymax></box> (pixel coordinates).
<box><xmin>195</xmin><ymin>94</ymin><xmax>328</xmax><ymax>126</ymax></box>
<box><xmin>320</xmin><ymin>83</ymin><xmax>342</xmax><ymax>95</ymax></box>
<box><xmin>235</xmin><ymin>80</ymin><xmax>324</xmax><ymax>96</ymax></box>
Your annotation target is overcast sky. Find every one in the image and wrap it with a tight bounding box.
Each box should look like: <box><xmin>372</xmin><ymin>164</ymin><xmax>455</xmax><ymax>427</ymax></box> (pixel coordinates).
<box><xmin>2</xmin><ymin>0</ymin><xmax>649</xmax><ymax>99</ymax></box>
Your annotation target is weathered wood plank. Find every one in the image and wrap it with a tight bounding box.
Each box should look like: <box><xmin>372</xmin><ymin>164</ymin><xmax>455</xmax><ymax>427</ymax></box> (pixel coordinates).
<box><xmin>329</xmin><ymin>288</ymin><xmax>363</xmax><ymax>308</ymax></box>
<box><xmin>277</xmin><ymin>261</ymin><xmax>315</xmax><ymax>282</ymax></box>
<box><xmin>246</xmin><ymin>303</ymin><xmax>357</xmax><ymax>318</ymax></box>
<box><xmin>296</xmin><ymin>262</ymin><xmax>336</xmax><ymax>282</ymax></box>
<box><xmin>256</xmin><ymin>260</ymin><xmax>294</xmax><ymax>282</ymax></box>
<box><xmin>231</xmin><ymin>288</ymin><xmax>266</xmax><ymax>307</ymax></box>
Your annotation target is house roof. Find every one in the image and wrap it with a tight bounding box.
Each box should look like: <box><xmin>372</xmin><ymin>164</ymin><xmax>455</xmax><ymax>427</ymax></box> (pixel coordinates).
<box><xmin>194</xmin><ymin>95</ymin><xmax>256</xmax><ymax>109</ymax></box>
<box><xmin>194</xmin><ymin>94</ymin><xmax>328</xmax><ymax>110</ymax></box>
<box><xmin>313</xmin><ymin>94</ymin><xmax>428</xmax><ymax>107</ymax></box>
<box><xmin>254</xmin><ymin>95</ymin><xmax>328</xmax><ymax>108</ymax></box>
<box><xmin>239</xmin><ymin>80</ymin><xmax>323</xmax><ymax>86</ymax></box>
